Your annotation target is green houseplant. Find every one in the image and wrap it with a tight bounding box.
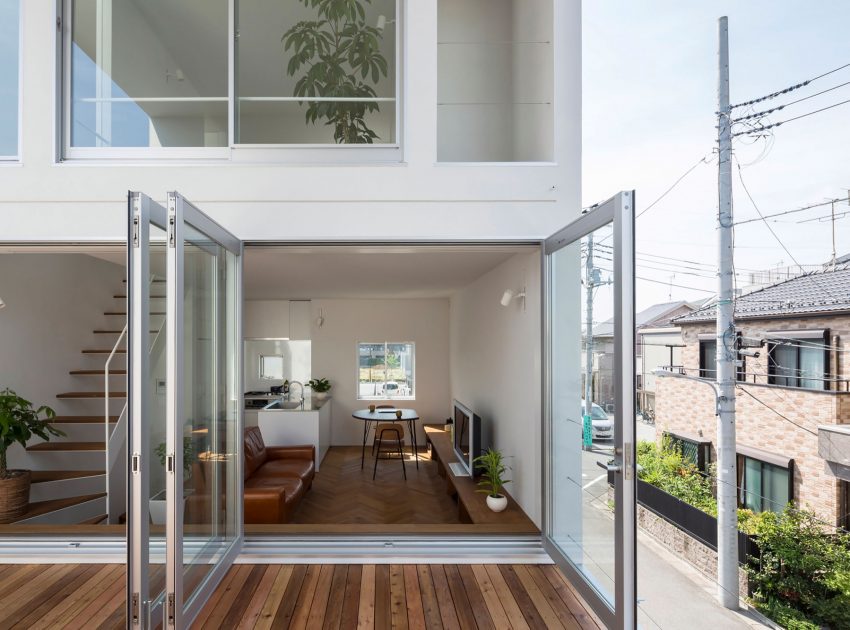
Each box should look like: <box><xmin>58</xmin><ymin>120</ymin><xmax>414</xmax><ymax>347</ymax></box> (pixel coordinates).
<box><xmin>473</xmin><ymin>448</ymin><xmax>511</xmax><ymax>513</ymax></box>
<box><xmin>282</xmin><ymin>0</ymin><xmax>389</xmax><ymax>143</ymax></box>
<box><xmin>0</xmin><ymin>388</ymin><xmax>62</xmax><ymax>523</ymax></box>
<box><xmin>150</xmin><ymin>438</ymin><xmax>195</xmax><ymax>525</ymax></box>
<box><xmin>307</xmin><ymin>378</ymin><xmax>332</xmax><ymax>402</ymax></box>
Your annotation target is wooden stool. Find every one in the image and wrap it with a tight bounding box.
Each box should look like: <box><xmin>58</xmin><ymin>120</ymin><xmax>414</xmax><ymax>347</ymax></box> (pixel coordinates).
<box><xmin>373</xmin><ymin>423</ymin><xmax>407</xmax><ymax>480</ymax></box>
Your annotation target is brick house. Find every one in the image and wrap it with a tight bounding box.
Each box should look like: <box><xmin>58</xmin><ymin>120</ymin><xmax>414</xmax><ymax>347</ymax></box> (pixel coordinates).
<box><xmin>655</xmin><ymin>263</ymin><xmax>850</xmax><ymax>528</ymax></box>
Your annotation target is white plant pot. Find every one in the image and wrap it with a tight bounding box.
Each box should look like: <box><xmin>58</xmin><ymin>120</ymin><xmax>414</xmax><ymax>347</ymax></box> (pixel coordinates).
<box><xmin>312</xmin><ymin>392</ymin><xmax>330</xmax><ymax>402</ymax></box>
<box><xmin>149</xmin><ymin>490</ymin><xmax>190</xmax><ymax>525</ymax></box>
<box><xmin>486</xmin><ymin>494</ymin><xmax>508</xmax><ymax>513</ymax></box>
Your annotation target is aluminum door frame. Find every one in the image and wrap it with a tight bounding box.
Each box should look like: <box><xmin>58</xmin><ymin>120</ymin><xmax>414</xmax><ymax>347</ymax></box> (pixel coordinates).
<box><xmin>541</xmin><ymin>191</ymin><xmax>637</xmax><ymax>629</ymax></box>
<box><xmin>166</xmin><ymin>192</ymin><xmax>243</xmax><ymax>629</ymax></box>
<box><xmin>127</xmin><ymin>192</ymin><xmax>169</xmax><ymax>628</ymax></box>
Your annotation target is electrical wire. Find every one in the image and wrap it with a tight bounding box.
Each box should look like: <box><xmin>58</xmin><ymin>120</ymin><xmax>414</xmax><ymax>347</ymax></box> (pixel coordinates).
<box><xmin>734</xmin><ymin>196</ymin><xmax>849</xmax><ymax>226</ymax></box>
<box><xmin>730</xmin><ymin>61</ymin><xmax>850</xmax><ymax>109</ymax></box>
<box><xmin>732</xmin><ymin>79</ymin><xmax>850</xmax><ymax>123</ymax></box>
<box><xmin>736</xmin><ymin>386</ymin><xmax>817</xmax><ymax>436</ymax></box>
<box><xmin>733</xmin><ymin>96</ymin><xmax>850</xmax><ymax>137</ymax></box>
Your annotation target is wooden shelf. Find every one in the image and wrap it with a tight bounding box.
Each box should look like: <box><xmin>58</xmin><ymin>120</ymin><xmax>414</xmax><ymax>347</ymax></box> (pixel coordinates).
<box><xmin>424</xmin><ymin>426</ymin><xmax>538</xmax><ymax>531</ymax></box>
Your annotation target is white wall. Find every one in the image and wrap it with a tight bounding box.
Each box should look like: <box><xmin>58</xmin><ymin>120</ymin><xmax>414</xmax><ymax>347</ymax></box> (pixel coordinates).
<box><xmin>449</xmin><ymin>250</ymin><xmax>542</xmax><ymax>525</ymax></box>
<box><xmin>309</xmin><ymin>299</ymin><xmax>451</xmax><ymax>447</ymax></box>
<box><xmin>0</xmin><ymin>1</ymin><xmax>580</xmax><ymax>242</ymax></box>
<box><xmin>0</xmin><ymin>253</ymin><xmax>125</xmax><ymax>468</ymax></box>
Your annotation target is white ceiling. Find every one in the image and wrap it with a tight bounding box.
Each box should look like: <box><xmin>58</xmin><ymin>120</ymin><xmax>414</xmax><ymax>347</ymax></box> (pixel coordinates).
<box><xmin>243</xmin><ymin>246</ymin><xmax>535</xmax><ymax>300</ymax></box>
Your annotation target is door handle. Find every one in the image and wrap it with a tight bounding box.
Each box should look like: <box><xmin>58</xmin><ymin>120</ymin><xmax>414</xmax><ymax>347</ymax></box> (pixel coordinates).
<box><xmin>596</xmin><ymin>459</ymin><xmax>622</xmax><ymax>474</ymax></box>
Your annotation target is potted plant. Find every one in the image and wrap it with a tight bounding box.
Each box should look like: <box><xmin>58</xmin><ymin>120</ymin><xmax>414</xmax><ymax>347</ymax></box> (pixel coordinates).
<box><xmin>282</xmin><ymin>0</ymin><xmax>389</xmax><ymax>144</ymax></box>
<box><xmin>149</xmin><ymin>437</ymin><xmax>195</xmax><ymax>525</ymax></box>
<box><xmin>474</xmin><ymin>448</ymin><xmax>511</xmax><ymax>513</ymax></box>
<box><xmin>0</xmin><ymin>388</ymin><xmax>62</xmax><ymax>523</ymax></box>
<box><xmin>307</xmin><ymin>378</ymin><xmax>332</xmax><ymax>402</ymax></box>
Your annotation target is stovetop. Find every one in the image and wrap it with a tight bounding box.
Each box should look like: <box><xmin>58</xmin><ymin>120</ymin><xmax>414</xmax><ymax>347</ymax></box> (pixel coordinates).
<box><xmin>245</xmin><ymin>391</ymin><xmax>278</xmax><ymax>397</ymax></box>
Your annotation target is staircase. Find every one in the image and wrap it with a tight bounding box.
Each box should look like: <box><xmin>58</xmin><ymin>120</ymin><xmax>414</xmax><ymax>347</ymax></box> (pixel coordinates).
<box><xmin>11</xmin><ymin>280</ymin><xmax>165</xmax><ymax>525</ymax></box>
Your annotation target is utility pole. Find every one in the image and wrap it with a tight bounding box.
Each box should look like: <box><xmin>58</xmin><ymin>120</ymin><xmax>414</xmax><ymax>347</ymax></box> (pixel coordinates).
<box><xmin>584</xmin><ymin>232</ymin><xmax>594</xmax><ymax>451</ymax></box>
<box><xmin>716</xmin><ymin>15</ymin><xmax>739</xmax><ymax>610</ymax></box>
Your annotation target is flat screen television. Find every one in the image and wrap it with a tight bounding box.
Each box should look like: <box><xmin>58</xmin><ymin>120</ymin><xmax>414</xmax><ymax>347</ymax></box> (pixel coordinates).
<box><xmin>451</xmin><ymin>400</ymin><xmax>482</xmax><ymax>477</ymax></box>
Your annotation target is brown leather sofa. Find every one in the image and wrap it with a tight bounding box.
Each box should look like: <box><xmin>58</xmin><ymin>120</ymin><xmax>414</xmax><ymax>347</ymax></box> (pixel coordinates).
<box><xmin>243</xmin><ymin>426</ymin><xmax>315</xmax><ymax>524</ymax></box>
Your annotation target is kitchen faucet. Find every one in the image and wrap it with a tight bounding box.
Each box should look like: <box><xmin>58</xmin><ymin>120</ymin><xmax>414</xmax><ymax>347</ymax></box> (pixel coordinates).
<box><xmin>288</xmin><ymin>381</ymin><xmax>305</xmax><ymax>408</ymax></box>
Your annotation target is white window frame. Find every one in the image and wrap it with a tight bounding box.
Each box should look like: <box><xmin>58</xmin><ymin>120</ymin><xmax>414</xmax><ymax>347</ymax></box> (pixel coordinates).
<box><xmin>59</xmin><ymin>0</ymin><xmax>403</xmax><ymax>163</ymax></box>
<box><xmin>356</xmin><ymin>341</ymin><xmax>415</xmax><ymax>401</ymax></box>
<box><xmin>0</xmin><ymin>0</ymin><xmax>22</xmax><ymax>162</ymax></box>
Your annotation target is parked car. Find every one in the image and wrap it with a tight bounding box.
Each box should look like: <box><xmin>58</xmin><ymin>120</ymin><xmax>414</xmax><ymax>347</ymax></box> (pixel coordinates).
<box><xmin>580</xmin><ymin>400</ymin><xmax>614</xmax><ymax>440</ymax></box>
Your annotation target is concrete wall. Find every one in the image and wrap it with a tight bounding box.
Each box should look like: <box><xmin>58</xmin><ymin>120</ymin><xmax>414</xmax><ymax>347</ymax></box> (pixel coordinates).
<box><xmin>0</xmin><ymin>253</ymin><xmax>125</xmax><ymax>468</ymax></box>
<box><xmin>308</xmin><ymin>298</ymin><xmax>451</xmax><ymax>447</ymax></box>
<box><xmin>1</xmin><ymin>1</ymin><xmax>581</xmax><ymax>242</ymax></box>
<box><xmin>656</xmin><ymin>316</ymin><xmax>850</xmax><ymax>525</ymax></box>
<box><xmin>448</xmin><ymin>250</ymin><xmax>542</xmax><ymax>525</ymax></box>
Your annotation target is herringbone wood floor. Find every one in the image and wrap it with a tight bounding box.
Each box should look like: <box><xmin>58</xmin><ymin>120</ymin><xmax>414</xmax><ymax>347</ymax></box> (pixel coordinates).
<box><xmin>290</xmin><ymin>446</ymin><xmax>461</xmax><ymax>525</ymax></box>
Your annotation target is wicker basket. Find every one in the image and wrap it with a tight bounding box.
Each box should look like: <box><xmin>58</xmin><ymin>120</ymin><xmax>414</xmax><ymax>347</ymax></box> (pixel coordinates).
<box><xmin>0</xmin><ymin>470</ymin><xmax>31</xmax><ymax>524</ymax></box>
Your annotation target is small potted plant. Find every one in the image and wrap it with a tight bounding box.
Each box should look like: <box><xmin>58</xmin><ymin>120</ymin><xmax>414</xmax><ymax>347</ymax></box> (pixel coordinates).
<box><xmin>474</xmin><ymin>448</ymin><xmax>511</xmax><ymax>513</ymax></box>
<box><xmin>0</xmin><ymin>388</ymin><xmax>62</xmax><ymax>523</ymax></box>
<box><xmin>149</xmin><ymin>437</ymin><xmax>195</xmax><ymax>525</ymax></box>
<box><xmin>307</xmin><ymin>378</ymin><xmax>332</xmax><ymax>403</ymax></box>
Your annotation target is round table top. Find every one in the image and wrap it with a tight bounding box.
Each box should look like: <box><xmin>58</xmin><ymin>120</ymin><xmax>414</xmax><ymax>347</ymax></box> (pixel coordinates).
<box><xmin>352</xmin><ymin>408</ymin><xmax>419</xmax><ymax>421</ymax></box>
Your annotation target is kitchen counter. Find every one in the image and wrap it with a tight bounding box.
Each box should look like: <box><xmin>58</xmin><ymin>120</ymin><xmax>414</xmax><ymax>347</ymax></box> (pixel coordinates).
<box><xmin>261</xmin><ymin>397</ymin><xmax>331</xmax><ymax>412</ymax></box>
<box><xmin>257</xmin><ymin>399</ymin><xmax>332</xmax><ymax>471</ymax></box>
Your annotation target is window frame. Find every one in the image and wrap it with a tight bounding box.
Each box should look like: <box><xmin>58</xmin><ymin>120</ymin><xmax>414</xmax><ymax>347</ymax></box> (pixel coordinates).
<box><xmin>767</xmin><ymin>331</ymin><xmax>830</xmax><ymax>390</ymax></box>
<box><xmin>356</xmin><ymin>341</ymin><xmax>416</xmax><ymax>401</ymax></box>
<box><xmin>59</xmin><ymin>0</ymin><xmax>403</xmax><ymax>162</ymax></box>
<box><xmin>699</xmin><ymin>335</ymin><xmax>745</xmax><ymax>381</ymax></box>
<box><xmin>736</xmin><ymin>453</ymin><xmax>794</xmax><ymax>514</ymax></box>
<box><xmin>663</xmin><ymin>431</ymin><xmax>712</xmax><ymax>474</ymax></box>
<box><xmin>0</xmin><ymin>0</ymin><xmax>21</xmax><ymax>162</ymax></box>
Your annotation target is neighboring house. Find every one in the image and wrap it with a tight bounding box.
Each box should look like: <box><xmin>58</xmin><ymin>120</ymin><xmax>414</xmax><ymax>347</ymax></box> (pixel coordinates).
<box><xmin>589</xmin><ymin>300</ymin><xmax>698</xmax><ymax>414</ymax></box>
<box><xmin>655</xmin><ymin>263</ymin><xmax>850</xmax><ymax>528</ymax></box>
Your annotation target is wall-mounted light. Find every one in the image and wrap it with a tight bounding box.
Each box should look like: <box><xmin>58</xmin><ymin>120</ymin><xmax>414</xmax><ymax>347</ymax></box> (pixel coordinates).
<box><xmin>166</xmin><ymin>68</ymin><xmax>185</xmax><ymax>83</ymax></box>
<box><xmin>500</xmin><ymin>288</ymin><xmax>526</xmax><ymax>309</ymax></box>
<box><xmin>376</xmin><ymin>15</ymin><xmax>396</xmax><ymax>31</ymax></box>
<box><xmin>0</xmin><ymin>297</ymin><xmax>5</xmax><ymax>309</ymax></box>
<box><xmin>315</xmin><ymin>308</ymin><xmax>325</xmax><ymax>328</ymax></box>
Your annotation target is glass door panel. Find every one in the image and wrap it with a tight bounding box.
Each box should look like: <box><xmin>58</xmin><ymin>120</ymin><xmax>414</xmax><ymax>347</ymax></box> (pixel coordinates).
<box><xmin>545</xmin><ymin>192</ymin><xmax>636</xmax><ymax>629</ymax></box>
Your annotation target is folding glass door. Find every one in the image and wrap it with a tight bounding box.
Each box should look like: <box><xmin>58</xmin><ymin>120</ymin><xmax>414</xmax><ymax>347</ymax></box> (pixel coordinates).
<box><xmin>543</xmin><ymin>192</ymin><xmax>637</xmax><ymax>629</ymax></box>
<box><xmin>128</xmin><ymin>192</ymin><xmax>242</xmax><ymax>628</ymax></box>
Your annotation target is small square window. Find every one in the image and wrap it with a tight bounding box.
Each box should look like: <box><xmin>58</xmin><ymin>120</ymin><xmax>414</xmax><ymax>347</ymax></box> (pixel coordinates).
<box><xmin>259</xmin><ymin>355</ymin><xmax>285</xmax><ymax>380</ymax></box>
<box><xmin>358</xmin><ymin>342</ymin><xmax>415</xmax><ymax>400</ymax></box>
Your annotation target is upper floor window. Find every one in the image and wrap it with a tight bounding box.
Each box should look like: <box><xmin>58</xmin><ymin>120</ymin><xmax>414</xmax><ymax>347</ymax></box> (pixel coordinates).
<box><xmin>357</xmin><ymin>342</ymin><xmax>414</xmax><ymax>400</ymax></box>
<box><xmin>767</xmin><ymin>332</ymin><xmax>828</xmax><ymax>390</ymax></box>
<box><xmin>65</xmin><ymin>0</ymin><xmax>399</xmax><ymax>155</ymax></box>
<box><xmin>737</xmin><ymin>450</ymin><xmax>793</xmax><ymax>514</ymax></box>
<box><xmin>699</xmin><ymin>335</ymin><xmax>745</xmax><ymax>381</ymax></box>
<box><xmin>0</xmin><ymin>0</ymin><xmax>20</xmax><ymax>159</ymax></box>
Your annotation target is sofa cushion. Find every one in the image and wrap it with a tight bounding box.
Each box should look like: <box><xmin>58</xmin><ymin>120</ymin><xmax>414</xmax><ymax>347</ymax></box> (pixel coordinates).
<box><xmin>245</xmin><ymin>475</ymin><xmax>305</xmax><ymax>505</ymax></box>
<box><xmin>253</xmin><ymin>458</ymin><xmax>315</xmax><ymax>484</ymax></box>
<box><xmin>244</xmin><ymin>426</ymin><xmax>268</xmax><ymax>477</ymax></box>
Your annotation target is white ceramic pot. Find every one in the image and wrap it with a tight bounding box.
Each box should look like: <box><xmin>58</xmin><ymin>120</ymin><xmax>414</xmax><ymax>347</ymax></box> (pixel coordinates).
<box><xmin>149</xmin><ymin>490</ymin><xmax>167</xmax><ymax>525</ymax></box>
<box><xmin>312</xmin><ymin>391</ymin><xmax>330</xmax><ymax>402</ymax></box>
<box><xmin>486</xmin><ymin>494</ymin><xmax>508</xmax><ymax>513</ymax></box>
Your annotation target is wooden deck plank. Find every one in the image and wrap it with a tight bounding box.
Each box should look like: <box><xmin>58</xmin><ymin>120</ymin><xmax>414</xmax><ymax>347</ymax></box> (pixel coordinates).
<box><xmin>374</xmin><ymin>564</ymin><xmax>391</xmax><ymax>630</ymax></box>
<box><xmin>415</xmin><ymin>565</ymin><xmax>445</xmax><ymax>630</ymax></box>
<box><xmin>457</xmin><ymin>564</ymin><xmax>495</xmax><ymax>630</ymax></box>
<box><xmin>30</xmin><ymin>565</ymin><xmax>121</xmax><ymax>630</ymax></box>
<box><xmin>306</xmin><ymin>564</ymin><xmax>335</xmax><ymax>628</ymax></box>
<box><xmin>255</xmin><ymin>565</ymin><xmax>295</xmax><ymax>630</ymax></box>
<box><xmin>428</xmin><ymin>565</ymin><xmax>461</xmax><ymax>630</ymax></box>
<box><xmin>10</xmin><ymin>565</ymin><xmax>104</xmax><ymax>630</ymax></box>
<box><xmin>403</xmin><ymin>565</ymin><xmax>427</xmax><ymax>630</ymax></box>
<box><xmin>290</xmin><ymin>564</ymin><xmax>321</xmax><ymax>629</ymax></box>
<box><xmin>193</xmin><ymin>562</ymin><xmax>243</xmax><ymax>629</ymax></box>
<box><xmin>220</xmin><ymin>564</ymin><xmax>267</xmax><ymax>629</ymax></box>
<box><xmin>340</xmin><ymin>565</ymin><xmax>363</xmax><ymax>630</ymax></box>
<box><xmin>235</xmin><ymin>565</ymin><xmax>276</xmax><ymax>630</ymax></box>
<box><xmin>272</xmin><ymin>564</ymin><xmax>308</xmax><ymax>628</ymax></box>
<box><xmin>470</xmin><ymin>564</ymin><xmax>517</xmax><ymax>630</ymax></box>
<box><xmin>482</xmin><ymin>564</ymin><xmax>530</xmax><ymax>630</ymax></box>
<box><xmin>63</xmin><ymin>566</ymin><xmax>125</xmax><ymax>630</ymax></box>
<box><xmin>389</xmin><ymin>564</ymin><xmax>409</xmax><ymax>630</ymax></box>
<box><xmin>511</xmin><ymin>564</ymin><xmax>566</xmax><ymax>629</ymax></box>
<box><xmin>357</xmin><ymin>564</ymin><xmax>376</xmax><ymax>630</ymax></box>
<box><xmin>442</xmin><ymin>565</ymin><xmax>476</xmax><ymax>630</ymax></box>
<box><xmin>541</xmin><ymin>565</ymin><xmax>604</xmax><ymax>630</ymax></box>
<box><xmin>0</xmin><ymin>563</ymin><xmax>71</xmax><ymax>625</ymax></box>
<box><xmin>497</xmin><ymin>565</ymin><xmax>550</xmax><ymax>630</ymax></box>
<box><xmin>525</xmin><ymin>564</ymin><xmax>583</xmax><ymax>630</ymax></box>
<box><xmin>322</xmin><ymin>564</ymin><xmax>349</xmax><ymax>630</ymax></box>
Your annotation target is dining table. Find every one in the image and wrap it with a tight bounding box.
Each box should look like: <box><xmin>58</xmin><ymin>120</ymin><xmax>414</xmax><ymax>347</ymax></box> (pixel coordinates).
<box><xmin>352</xmin><ymin>408</ymin><xmax>420</xmax><ymax>470</ymax></box>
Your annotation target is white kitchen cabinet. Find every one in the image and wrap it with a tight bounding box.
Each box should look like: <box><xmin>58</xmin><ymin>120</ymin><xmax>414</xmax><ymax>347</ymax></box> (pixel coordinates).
<box><xmin>289</xmin><ymin>300</ymin><xmax>312</xmax><ymax>340</ymax></box>
<box><xmin>244</xmin><ymin>300</ymin><xmax>290</xmax><ymax>338</ymax></box>
<box><xmin>258</xmin><ymin>400</ymin><xmax>331</xmax><ymax>470</ymax></box>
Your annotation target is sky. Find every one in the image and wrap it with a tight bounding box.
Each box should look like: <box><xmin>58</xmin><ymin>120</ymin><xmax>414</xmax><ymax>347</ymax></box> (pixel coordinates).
<box><xmin>583</xmin><ymin>1</ymin><xmax>850</xmax><ymax>312</ymax></box>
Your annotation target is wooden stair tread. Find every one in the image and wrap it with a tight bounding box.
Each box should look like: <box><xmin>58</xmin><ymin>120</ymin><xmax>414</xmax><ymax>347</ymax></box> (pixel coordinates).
<box><xmin>27</xmin><ymin>442</ymin><xmax>105</xmax><ymax>452</ymax></box>
<box><xmin>31</xmin><ymin>470</ymin><xmax>105</xmax><ymax>482</ymax></box>
<box><xmin>82</xmin><ymin>349</ymin><xmax>127</xmax><ymax>354</ymax></box>
<box><xmin>57</xmin><ymin>391</ymin><xmax>127</xmax><ymax>399</ymax></box>
<box><xmin>70</xmin><ymin>369</ymin><xmax>127</xmax><ymax>375</ymax></box>
<box><xmin>80</xmin><ymin>513</ymin><xmax>108</xmax><ymax>525</ymax></box>
<box><xmin>51</xmin><ymin>416</ymin><xmax>118</xmax><ymax>424</ymax></box>
<box><xmin>12</xmin><ymin>493</ymin><xmax>107</xmax><ymax>522</ymax></box>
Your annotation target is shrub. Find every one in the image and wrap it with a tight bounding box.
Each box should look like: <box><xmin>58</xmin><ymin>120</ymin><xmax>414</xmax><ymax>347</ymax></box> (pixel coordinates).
<box><xmin>636</xmin><ymin>439</ymin><xmax>715</xmax><ymax>515</ymax></box>
<box><xmin>747</xmin><ymin>506</ymin><xmax>850</xmax><ymax>629</ymax></box>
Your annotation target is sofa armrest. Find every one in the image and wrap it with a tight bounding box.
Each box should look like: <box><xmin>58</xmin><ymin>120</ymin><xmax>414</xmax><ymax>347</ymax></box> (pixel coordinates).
<box><xmin>266</xmin><ymin>444</ymin><xmax>315</xmax><ymax>463</ymax></box>
<box><xmin>243</xmin><ymin>486</ymin><xmax>288</xmax><ymax>524</ymax></box>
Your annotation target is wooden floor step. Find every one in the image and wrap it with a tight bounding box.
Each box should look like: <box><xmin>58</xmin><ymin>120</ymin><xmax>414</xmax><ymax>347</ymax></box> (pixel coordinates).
<box><xmin>82</xmin><ymin>349</ymin><xmax>127</xmax><ymax>354</ymax></box>
<box><xmin>27</xmin><ymin>442</ymin><xmax>105</xmax><ymax>452</ymax></box>
<box><xmin>80</xmin><ymin>513</ymin><xmax>108</xmax><ymax>525</ymax></box>
<box><xmin>70</xmin><ymin>369</ymin><xmax>127</xmax><ymax>375</ymax></box>
<box><xmin>56</xmin><ymin>391</ymin><xmax>127</xmax><ymax>399</ymax></box>
<box><xmin>12</xmin><ymin>493</ymin><xmax>107</xmax><ymax>522</ymax></box>
<box><xmin>31</xmin><ymin>470</ymin><xmax>105</xmax><ymax>483</ymax></box>
<box><xmin>51</xmin><ymin>416</ymin><xmax>118</xmax><ymax>424</ymax></box>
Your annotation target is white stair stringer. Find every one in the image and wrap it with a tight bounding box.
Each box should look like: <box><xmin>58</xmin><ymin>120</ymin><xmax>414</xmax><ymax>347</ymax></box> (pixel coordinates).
<box><xmin>29</xmin><ymin>474</ymin><xmax>107</xmax><ymax>503</ymax></box>
<box><xmin>106</xmin><ymin>405</ymin><xmax>127</xmax><ymax>524</ymax></box>
<box><xmin>16</xmin><ymin>496</ymin><xmax>106</xmax><ymax>525</ymax></box>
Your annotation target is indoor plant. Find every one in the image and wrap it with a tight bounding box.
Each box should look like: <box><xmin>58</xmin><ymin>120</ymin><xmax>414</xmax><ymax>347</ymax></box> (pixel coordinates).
<box><xmin>307</xmin><ymin>378</ymin><xmax>332</xmax><ymax>402</ymax></box>
<box><xmin>150</xmin><ymin>437</ymin><xmax>195</xmax><ymax>525</ymax></box>
<box><xmin>474</xmin><ymin>448</ymin><xmax>511</xmax><ymax>513</ymax></box>
<box><xmin>0</xmin><ymin>388</ymin><xmax>62</xmax><ymax>523</ymax></box>
<box><xmin>282</xmin><ymin>0</ymin><xmax>389</xmax><ymax>143</ymax></box>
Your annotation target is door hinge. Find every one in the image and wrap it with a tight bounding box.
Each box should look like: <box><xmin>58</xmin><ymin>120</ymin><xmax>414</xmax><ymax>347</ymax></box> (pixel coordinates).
<box><xmin>168</xmin><ymin>215</ymin><xmax>176</xmax><ymax>248</ymax></box>
<box><xmin>131</xmin><ymin>453</ymin><xmax>140</xmax><ymax>474</ymax></box>
<box><xmin>132</xmin><ymin>216</ymin><xmax>140</xmax><ymax>248</ymax></box>
<box><xmin>167</xmin><ymin>592</ymin><xmax>176</xmax><ymax>625</ymax></box>
<box><xmin>131</xmin><ymin>593</ymin><xmax>140</xmax><ymax>624</ymax></box>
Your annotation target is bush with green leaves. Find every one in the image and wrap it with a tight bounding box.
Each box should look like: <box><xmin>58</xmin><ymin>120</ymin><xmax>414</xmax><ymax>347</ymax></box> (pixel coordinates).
<box><xmin>0</xmin><ymin>388</ymin><xmax>63</xmax><ymax>478</ymax></box>
<box><xmin>747</xmin><ymin>506</ymin><xmax>850</xmax><ymax>629</ymax></box>
<box><xmin>283</xmin><ymin>0</ymin><xmax>389</xmax><ymax>143</ymax></box>
<box><xmin>636</xmin><ymin>439</ymin><xmax>716</xmax><ymax>515</ymax></box>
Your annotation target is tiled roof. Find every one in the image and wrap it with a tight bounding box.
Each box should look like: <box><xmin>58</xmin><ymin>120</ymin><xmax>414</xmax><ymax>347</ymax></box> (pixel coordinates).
<box><xmin>593</xmin><ymin>300</ymin><xmax>692</xmax><ymax>336</ymax></box>
<box><xmin>675</xmin><ymin>266</ymin><xmax>850</xmax><ymax>323</ymax></box>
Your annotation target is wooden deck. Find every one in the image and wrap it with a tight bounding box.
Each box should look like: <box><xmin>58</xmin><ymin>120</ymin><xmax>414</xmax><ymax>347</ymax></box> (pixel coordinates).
<box><xmin>0</xmin><ymin>563</ymin><xmax>603</xmax><ymax>629</ymax></box>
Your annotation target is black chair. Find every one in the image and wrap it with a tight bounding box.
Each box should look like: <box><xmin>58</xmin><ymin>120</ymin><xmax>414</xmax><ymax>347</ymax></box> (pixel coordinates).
<box><xmin>373</xmin><ymin>423</ymin><xmax>407</xmax><ymax>480</ymax></box>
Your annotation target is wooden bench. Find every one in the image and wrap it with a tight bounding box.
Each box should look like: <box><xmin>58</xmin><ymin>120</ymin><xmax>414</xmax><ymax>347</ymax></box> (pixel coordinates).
<box><xmin>424</xmin><ymin>425</ymin><xmax>538</xmax><ymax>531</ymax></box>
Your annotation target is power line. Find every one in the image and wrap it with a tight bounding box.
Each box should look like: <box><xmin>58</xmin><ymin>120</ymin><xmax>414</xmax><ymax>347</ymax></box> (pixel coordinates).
<box><xmin>732</xmin><ymin>79</ymin><xmax>850</xmax><ymax>123</ymax></box>
<box><xmin>734</xmin><ymin>196</ymin><xmax>849</xmax><ymax>226</ymax></box>
<box><xmin>636</xmin><ymin>155</ymin><xmax>715</xmax><ymax>220</ymax></box>
<box><xmin>730</xmin><ymin>62</ymin><xmax>850</xmax><ymax>109</ymax></box>
<box><xmin>733</xmin><ymin>96</ymin><xmax>850</xmax><ymax>137</ymax></box>
<box><xmin>736</xmin><ymin>386</ymin><xmax>817</xmax><ymax>436</ymax></box>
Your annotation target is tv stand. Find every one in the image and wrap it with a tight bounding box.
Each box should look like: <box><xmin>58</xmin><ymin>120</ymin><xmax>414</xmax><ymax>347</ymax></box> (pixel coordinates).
<box><xmin>424</xmin><ymin>425</ymin><xmax>537</xmax><ymax>531</ymax></box>
<box><xmin>448</xmin><ymin>462</ymin><xmax>470</xmax><ymax>477</ymax></box>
